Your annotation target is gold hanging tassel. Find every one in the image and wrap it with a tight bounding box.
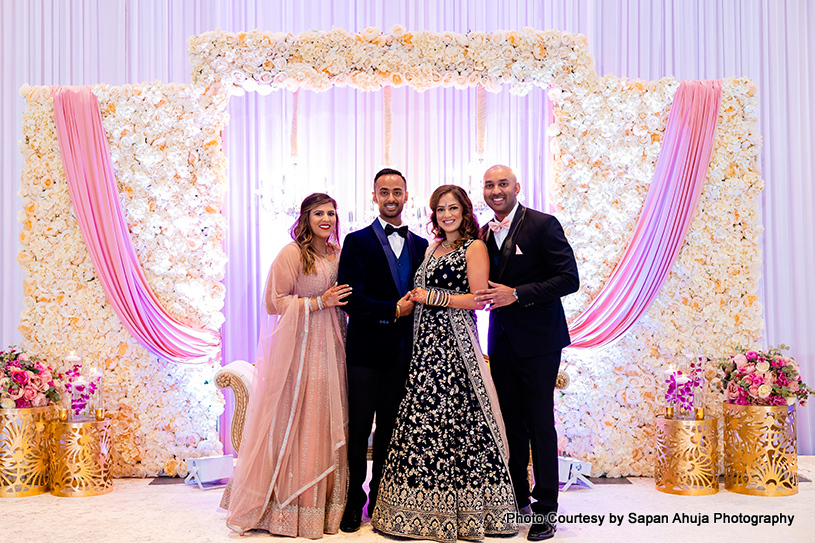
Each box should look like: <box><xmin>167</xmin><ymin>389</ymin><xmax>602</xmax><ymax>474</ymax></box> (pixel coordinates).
<box><xmin>476</xmin><ymin>84</ymin><xmax>486</xmax><ymax>156</ymax></box>
<box><xmin>383</xmin><ymin>86</ymin><xmax>393</xmax><ymax>165</ymax></box>
<box><xmin>291</xmin><ymin>88</ymin><xmax>300</xmax><ymax>158</ymax></box>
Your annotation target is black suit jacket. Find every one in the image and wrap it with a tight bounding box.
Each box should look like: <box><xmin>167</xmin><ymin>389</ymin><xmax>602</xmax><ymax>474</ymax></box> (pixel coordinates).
<box><xmin>338</xmin><ymin>221</ymin><xmax>428</xmax><ymax>368</ymax></box>
<box><xmin>479</xmin><ymin>205</ymin><xmax>579</xmax><ymax>358</ymax></box>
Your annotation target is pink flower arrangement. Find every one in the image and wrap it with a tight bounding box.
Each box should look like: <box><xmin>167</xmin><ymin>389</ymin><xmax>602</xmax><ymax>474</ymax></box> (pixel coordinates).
<box><xmin>717</xmin><ymin>345</ymin><xmax>813</xmax><ymax>406</ymax></box>
<box><xmin>0</xmin><ymin>346</ymin><xmax>62</xmax><ymax>409</ymax></box>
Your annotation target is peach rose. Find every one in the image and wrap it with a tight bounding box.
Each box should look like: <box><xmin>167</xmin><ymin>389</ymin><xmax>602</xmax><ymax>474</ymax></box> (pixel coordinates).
<box><xmin>23</xmin><ymin>385</ymin><xmax>37</xmax><ymax>400</ymax></box>
<box><xmin>8</xmin><ymin>386</ymin><xmax>24</xmax><ymax>400</ymax></box>
<box><xmin>726</xmin><ymin>381</ymin><xmax>741</xmax><ymax>402</ymax></box>
<box><xmin>29</xmin><ymin>374</ymin><xmax>47</xmax><ymax>392</ymax></box>
<box><xmin>164</xmin><ymin>457</ymin><xmax>179</xmax><ymax>477</ymax></box>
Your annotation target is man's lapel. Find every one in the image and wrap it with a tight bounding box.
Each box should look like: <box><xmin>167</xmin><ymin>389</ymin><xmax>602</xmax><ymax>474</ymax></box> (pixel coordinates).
<box><xmin>371</xmin><ymin>220</ymin><xmax>402</xmax><ymax>292</ymax></box>
<box><xmin>496</xmin><ymin>205</ymin><xmax>527</xmax><ymax>280</ymax></box>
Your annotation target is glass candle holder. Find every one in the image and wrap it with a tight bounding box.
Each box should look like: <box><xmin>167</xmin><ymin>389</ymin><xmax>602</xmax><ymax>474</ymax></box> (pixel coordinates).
<box><xmin>693</xmin><ymin>377</ymin><xmax>706</xmax><ymax>420</ymax></box>
<box><xmin>71</xmin><ymin>374</ymin><xmax>89</xmax><ymax>419</ymax></box>
<box><xmin>94</xmin><ymin>371</ymin><xmax>104</xmax><ymax>421</ymax></box>
<box><xmin>674</xmin><ymin>374</ymin><xmax>693</xmax><ymax>420</ymax></box>
<box><xmin>58</xmin><ymin>388</ymin><xmax>70</xmax><ymax>422</ymax></box>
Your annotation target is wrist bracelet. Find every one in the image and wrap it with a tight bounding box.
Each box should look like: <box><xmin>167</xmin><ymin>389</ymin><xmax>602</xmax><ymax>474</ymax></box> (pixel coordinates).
<box><xmin>317</xmin><ymin>295</ymin><xmax>325</xmax><ymax>310</ymax></box>
<box><xmin>395</xmin><ymin>302</ymin><xmax>401</xmax><ymax>320</ymax></box>
<box><xmin>427</xmin><ymin>289</ymin><xmax>451</xmax><ymax>307</ymax></box>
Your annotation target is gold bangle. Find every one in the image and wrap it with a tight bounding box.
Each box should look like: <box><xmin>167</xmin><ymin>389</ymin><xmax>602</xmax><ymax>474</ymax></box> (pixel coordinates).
<box><xmin>395</xmin><ymin>302</ymin><xmax>401</xmax><ymax>320</ymax></box>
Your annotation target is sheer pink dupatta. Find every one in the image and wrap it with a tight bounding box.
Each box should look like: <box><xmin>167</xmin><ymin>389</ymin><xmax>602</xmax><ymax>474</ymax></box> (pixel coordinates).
<box><xmin>225</xmin><ymin>244</ymin><xmax>347</xmax><ymax>533</ymax></box>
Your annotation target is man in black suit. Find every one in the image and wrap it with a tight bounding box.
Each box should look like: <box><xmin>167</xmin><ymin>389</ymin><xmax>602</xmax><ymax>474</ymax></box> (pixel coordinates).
<box><xmin>336</xmin><ymin>168</ymin><xmax>428</xmax><ymax>532</ymax></box>
<box><xmin>474</xmin><ymin>165</ymin><xmax>579</xmax><ymax>542</ymax></box>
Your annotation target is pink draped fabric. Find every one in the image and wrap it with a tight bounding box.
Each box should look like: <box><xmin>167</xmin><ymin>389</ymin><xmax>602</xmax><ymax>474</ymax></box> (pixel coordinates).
<box><xmin>566</xmin><ymin>80</ymin><xmax>722</xmax><ymax>351</ymax></box>
<box><xmin>50</xmin><ymin>86</ymin><xmax>221</xmax><ymax>363</ymax></box>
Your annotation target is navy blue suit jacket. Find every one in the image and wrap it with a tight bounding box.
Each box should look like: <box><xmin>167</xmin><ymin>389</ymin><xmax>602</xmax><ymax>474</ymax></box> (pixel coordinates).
<box><xmin>479</xmin><ymin>205</ymin><xmax>579</xmax><ymax>358</ymax></box>
<box><xmin>338</xmin><ymin>221</ymin><xmax>428</xmax><ymax>368</ymax></box>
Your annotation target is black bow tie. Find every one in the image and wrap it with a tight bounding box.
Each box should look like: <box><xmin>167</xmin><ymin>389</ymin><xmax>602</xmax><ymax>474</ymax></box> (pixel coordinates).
<box><xmin>384</xmin><ymin>224</ymin><xmax>409</xmax><ymax>238</ymax></box>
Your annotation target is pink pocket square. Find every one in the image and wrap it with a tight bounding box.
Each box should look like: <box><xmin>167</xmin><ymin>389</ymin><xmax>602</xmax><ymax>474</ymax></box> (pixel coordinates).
<box><xmin>515</xmin><ymin>245</ymin><xmax>523</xmax><ymax>255</ymax></box>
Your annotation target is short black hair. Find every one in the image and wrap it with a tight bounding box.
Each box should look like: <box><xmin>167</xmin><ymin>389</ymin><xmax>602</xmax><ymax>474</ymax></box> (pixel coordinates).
<box><xmin>374</xmin><ymin>168</ymin><xmax>406</xmax><ymax>188</ymax></box>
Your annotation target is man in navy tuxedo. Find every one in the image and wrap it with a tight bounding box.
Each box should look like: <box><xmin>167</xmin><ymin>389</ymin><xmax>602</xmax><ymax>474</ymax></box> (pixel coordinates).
<box><xmin>336</xmin><ymin>168</ymin><xmax>428</xmax><ymax>532</ymax></box>
<box><xmin>474</xmin><ymin>165</ymin><xmax>579</xmax><ymax>542</ymax></box>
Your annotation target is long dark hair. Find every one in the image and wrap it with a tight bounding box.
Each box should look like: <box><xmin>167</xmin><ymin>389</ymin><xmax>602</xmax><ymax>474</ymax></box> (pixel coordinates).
<box><xmin>290</xmin><ymin>193</ymin><xmax>340</xmax><ymax>275</ymax></box>
<box><xmin>428</xmin><ymin>185</ymin><xmax>479</xmax><ymax>249</ymax></box>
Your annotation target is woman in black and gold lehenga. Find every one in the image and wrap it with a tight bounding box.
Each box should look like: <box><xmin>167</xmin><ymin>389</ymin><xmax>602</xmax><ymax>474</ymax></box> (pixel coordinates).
<box><xmin>371</xmin><ymin>185</ymin><xmax>518</xmax><ymax>543</ymax></box>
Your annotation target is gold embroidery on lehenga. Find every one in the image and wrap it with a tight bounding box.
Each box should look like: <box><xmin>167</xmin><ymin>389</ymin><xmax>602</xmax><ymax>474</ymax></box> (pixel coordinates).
<box><xmin>373</xmin><ymin>240</ymin><xmax>518</xmax><ymax>542</ymax></box>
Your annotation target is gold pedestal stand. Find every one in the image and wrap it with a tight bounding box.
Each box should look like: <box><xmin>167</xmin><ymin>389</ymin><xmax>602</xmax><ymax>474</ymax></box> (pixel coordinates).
<box><xmin>0</xmin><ymin>406</ymin><xmax>53</xmax><ymax>497</ymax></box>
<box><xmin>655</xmin><ymin>415</ymin><xmax>718</xmax><ymax>495</ymax></box>
<box><xmin>723</xmin><ymin>403</ymin><xmax>797</xmax><ymax>496</ymax></box>
<box><xmin>49</xmin><ymin>418</ymin><xmax>112</xmax><ymax>497</ymax></box>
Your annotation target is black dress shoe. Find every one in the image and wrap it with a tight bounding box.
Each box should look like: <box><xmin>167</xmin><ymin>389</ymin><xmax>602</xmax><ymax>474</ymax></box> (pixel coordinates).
<box><xmin>527</xmin><ymin>520</ymin><xmax>556</xmax><ymax>541</ymax></box>
<box><xmin>340</xmin><ymin>508</ymin><xmax>362</xmax><ymax>533</ymax></box>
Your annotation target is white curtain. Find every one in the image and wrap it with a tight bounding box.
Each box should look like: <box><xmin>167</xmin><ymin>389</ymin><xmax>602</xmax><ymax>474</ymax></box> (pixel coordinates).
<box><xmin>2</xmin><ymin>0</ymin><xmax>814</xmax><ymax>454</ymax></box>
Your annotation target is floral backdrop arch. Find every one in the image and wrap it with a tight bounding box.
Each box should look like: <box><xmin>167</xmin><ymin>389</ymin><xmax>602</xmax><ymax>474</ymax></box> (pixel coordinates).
<box><xmin>19</xmin><ymin>27</ymin><xmax>762</xmax><ymax>477</ymax></box>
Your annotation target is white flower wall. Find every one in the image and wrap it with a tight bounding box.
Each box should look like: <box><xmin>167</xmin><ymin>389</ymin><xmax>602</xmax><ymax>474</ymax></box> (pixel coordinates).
<box><xmin>18</xmin><ymin>84</ymin><xmax>230</xmax><ymax>477</ymax></box>
<box><xmin>188</xmin><ymin>27</ymin><xmax>598</xmax><ymax>96</ymax></box>
<box><xmin>551</xmin><ymin>77</ymin><xmax>763</xmax><ymax>476</ymax></box>
<box><xmin>17</xmin><ymin>27</ymin><xmax>764</xmax><ymax>477</ymax></box>
<box><xmin>187</xmin><ymin>27</ymin><xmax>764</xmax><ymax>476</ymax></box>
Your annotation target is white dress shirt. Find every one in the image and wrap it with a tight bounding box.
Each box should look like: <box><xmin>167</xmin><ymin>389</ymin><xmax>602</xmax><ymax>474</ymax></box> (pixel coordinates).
<box><xmin>378</xmin><ymin>216</ymin><xmax>405</xmax><ymax>258</ymax></box>
<box><xmin>492</xmin><ymin>201</ymin><xmax>520</xmax><ymax>249</ymax></box>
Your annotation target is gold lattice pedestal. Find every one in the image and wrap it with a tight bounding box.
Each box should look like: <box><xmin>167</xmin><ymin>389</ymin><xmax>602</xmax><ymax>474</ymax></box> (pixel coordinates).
<box><xmin>724</xmin><ymin>403</ymin><xmax>797</xmax><ymax>496</ymax></box>
<box><xmin>0</xmin><ymin>406</ymin><xmax>53</xmax><ymax>497</ymax></box>
<box><xmin>654</xmin><ymin>415</ymin><xmax>718</xmax><ymax>495</ymax></box>
<box><xmin>49</xmin><ymin>418</ymin><xmax>112</xmax><ymax>497</ymax></box>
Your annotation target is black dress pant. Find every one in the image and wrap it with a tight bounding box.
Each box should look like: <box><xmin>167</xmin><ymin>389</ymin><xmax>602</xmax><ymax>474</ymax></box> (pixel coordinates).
<box><xmin>345</xmin><ymin>349</ymin><xmax>410</xmax><ymax>516</ymax></box>
<box><xmin>489</xmin><ymin>329</ymin><xmax>561</xmax><ymax>514</ymax></box>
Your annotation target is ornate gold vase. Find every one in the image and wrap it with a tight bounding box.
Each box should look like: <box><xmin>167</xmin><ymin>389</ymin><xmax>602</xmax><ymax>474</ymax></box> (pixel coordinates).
<box><xmin>0</xmin><ymin>406</ymin><xmax>53</xmax><ymax>497</ymax></box>
<box><xmin>723</xmin><ymin>403</ymin><xmax>797</xmax><ymax>496</ymax></box>
<box><xmin>49</xmin><ymin>419</ymin><xmax>112</xmax><ymax>497</ymax></box>
<box><xmin>654</xmin><ymin>416</ymin><xmax>718</xmax><ymax>495</ymax></box>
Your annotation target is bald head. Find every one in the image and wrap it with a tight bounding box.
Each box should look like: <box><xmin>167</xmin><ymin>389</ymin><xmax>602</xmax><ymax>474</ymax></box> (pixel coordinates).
<box><xmin>483</xmin><ymin>164</ymin><xmax>520</xmax><ymax>219</ymax></box>
<box><xmin>483</xmin><ymin>164</ymin><xmax>516</xmax><ymax>183</ymax></box>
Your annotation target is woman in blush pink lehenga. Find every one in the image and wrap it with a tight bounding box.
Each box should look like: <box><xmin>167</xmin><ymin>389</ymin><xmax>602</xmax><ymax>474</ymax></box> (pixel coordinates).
<box><xmin>221</xmin><ymin>193</ymin><xmax>352</xmax><ymax>539</ymax></box>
